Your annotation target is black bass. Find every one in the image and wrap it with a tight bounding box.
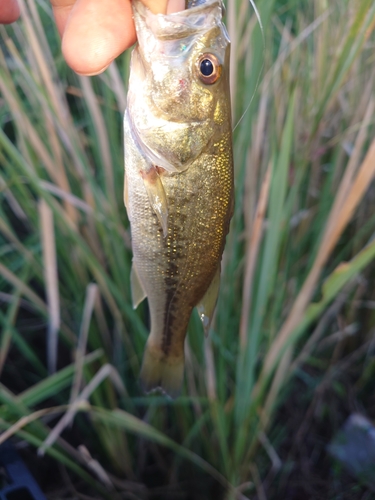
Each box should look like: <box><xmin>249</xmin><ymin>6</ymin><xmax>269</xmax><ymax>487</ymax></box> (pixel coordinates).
<box><xmin>124</xmin><ymin>0</ymin><xmax>233</xmax><ymax>397</ymax></box>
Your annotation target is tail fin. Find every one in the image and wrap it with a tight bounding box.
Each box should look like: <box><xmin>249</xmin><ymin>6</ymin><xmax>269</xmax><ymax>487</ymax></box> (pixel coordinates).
<box><xmin>139</xmin><ymin>342</ymin><xmax>184</xmax><ymax>398</ymax></box>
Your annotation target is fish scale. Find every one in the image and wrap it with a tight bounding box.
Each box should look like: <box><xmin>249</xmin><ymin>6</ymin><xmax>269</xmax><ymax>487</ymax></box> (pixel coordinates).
<box><xmin>124</xmin><ymin>0</ymin><xmax>233</xmax><ymax>396</ymax></box>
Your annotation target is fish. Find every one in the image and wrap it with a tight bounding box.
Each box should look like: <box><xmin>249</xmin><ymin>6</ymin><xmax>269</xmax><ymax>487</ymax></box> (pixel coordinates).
<box><xmin>124</xmin><ymin>0</ymin><xmax>234</xmax><ymax>397</ymax></box>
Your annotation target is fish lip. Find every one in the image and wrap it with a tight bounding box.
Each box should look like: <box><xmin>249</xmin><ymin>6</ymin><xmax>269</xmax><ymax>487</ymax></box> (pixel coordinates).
<box><xmin>133</xmin><ymin>0</ymin><xmax>224</xmax><ymax>40</ymax></box>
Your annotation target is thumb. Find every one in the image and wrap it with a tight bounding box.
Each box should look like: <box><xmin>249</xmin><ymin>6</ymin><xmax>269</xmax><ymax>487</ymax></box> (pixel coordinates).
<box><xmin>61</xmin><ymin>0</ymin><xmax>136</xmax><ymax>75</ymax></box>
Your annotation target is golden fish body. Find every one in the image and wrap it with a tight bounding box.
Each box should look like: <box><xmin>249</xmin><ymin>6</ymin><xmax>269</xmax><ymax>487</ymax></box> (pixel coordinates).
<box><xmin>124</xmin><ymin>0</ymin><xmax>233</xmax><ymax>396</ymax></box>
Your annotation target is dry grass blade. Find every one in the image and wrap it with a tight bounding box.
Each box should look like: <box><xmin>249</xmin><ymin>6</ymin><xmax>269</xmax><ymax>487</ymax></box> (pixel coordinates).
<box><xmin>263</xmin><ymin>9</ymin><xmax>330</xmax><ymax>92</ymax></box>
<box><xmin>260</xmin><ymin>347</ymin><xmax>292</xmax><ymax>431</ymax></box>
<box><xmin>78</xmin><ymin>445</ymin><xmax>114</xmax><ymax>490</ymax></box>
<box><xmin>79</xmin><ymin>76</ymin><xmax>114</xmax><ymax>199</ymax></box>
<box><xmin>227</xmin><ymin>0</ymin><xmax>237</xmax><ymax>116</ymax></box>
<box><xmin>0</xmin><ymin>291</ymin><xmax>21</xmax><ymax>376</ymax></box>
<box><xmin>204</xmin><ymin>337</ymin><xmax>217</xmax><ymax>401</ymax></box>
<box><xmin>249</xmin><ymin>463</ymin><xmax>267</xmax><ymax>500</ymax></box>
<box><xmin>93</xmin><ymin>292</ymin><xmax>112</xmax><ymax>354</ymax></box>
<box><xmin>0</xmin><ymin>405</ymin><xmax>73</xmax><ymax>446</ymax></box>
<box><xmin>317</xmin><ymin>323</ymin><xmax>358</xmax><ymax>349</ymax></box>
<box><xmin>39</xmin><ymin>181</ymin><xmax>95</xmax><ymax>215</ymax></box>
<box><xmin>240</xmin><ymin>163</ymin><xmax>272</xmax><ymax>347</ymax></box>
<box><xmin>0</xmin><ymin>212</ymin><xmax>38</xmax><ymax>267</ymax></box>
<box><xmin>70</xmin><ymin>283</ymin><xmax>98</xmax><ymax>404</ymax></box>
<box><xmin>39</xmin><ymin>364</ymin><xmax>126</xmax><ymax>455</ymax></box>
<box><xmin>107</xmin><ymin>62</ymin><xmax>127</xmax><ymax>113</ymax></box>
<box><xmin>17</xmin><ymin>0</ymin><xmax>67</xmax><ymax>126</ymax></box>
<box><xmin>0</xmin><ymin>53</ymin><xmax>72</xmax><ymax>197</ymax></box>
<box><xmin>289</xmin><ymin>287</ymin><xmax>352</xmax><ymax>373</ymax></box>
<box><xmin>325</xmin><ymin>98</ymin><xmax>375</xmax><ymax>240</ymax></box>
<box><xmin>0</xmin><ymin>262</ymin><xmax>47</xmax><ymax>315</ymax></box>
<box><xmin>258</xmin><ymin>432</ymin><xmax>281</xmax><ymax>473</ymax></box>
<box><xmin>39</xmin><ymin>199</ymin><xmax>60</xmax><ymax>374</ymax></box>
<box><xmin>184</xmin><ymin>341</ymin><xmax>201</xmax><ymax>410</ymax></box>
<box><xmin>0</xmin><ymin>175</ymin><xmax>28</xmax><ymax>222</ymax></box>
<box><xmin>244</xmin><ymin>89</ymin><xmax>268</xmax><ymax>229</ymax></box>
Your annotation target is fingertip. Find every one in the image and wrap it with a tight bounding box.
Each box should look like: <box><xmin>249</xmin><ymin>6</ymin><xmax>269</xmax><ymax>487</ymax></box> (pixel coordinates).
<box><xmin>62</xmin><ymin>31</ymin><xmax>136</xmax><ymax>75</ymax></box>
<box><xmin>0</xmin><ymin>0</ymin><xmax>20</xmax><ymax>24</ymax></box>
<box><xmin>74</xmin><ymin>63</ymin><xmax>111</xmax><ymax>77</ymax></box>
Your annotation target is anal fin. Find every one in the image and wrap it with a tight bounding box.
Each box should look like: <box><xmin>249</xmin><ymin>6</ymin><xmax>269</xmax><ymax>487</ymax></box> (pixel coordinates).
<box><xmin>131</xmin><ymin>262</ymin><xmax>147</xmax><ymax>309</ymax></box>
<box><xmin>196</xmin><ymin>266</ymin><xmax>221</xmax><ymax>336</ymax></box>
<box><xmin>142</xmin><ymin>166</ymin><xmax>168</xmax><ymax>237</ymax></box>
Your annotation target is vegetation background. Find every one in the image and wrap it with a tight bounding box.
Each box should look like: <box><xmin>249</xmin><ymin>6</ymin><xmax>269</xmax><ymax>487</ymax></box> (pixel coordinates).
<box><xmin>1</xmin><ymin>0</ymin><xmax>375</xmax><ymax>498</ymax></box>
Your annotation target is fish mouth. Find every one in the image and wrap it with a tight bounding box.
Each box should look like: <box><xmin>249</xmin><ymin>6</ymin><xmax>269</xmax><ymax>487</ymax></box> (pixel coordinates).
<box><xmin>133</xmin><ymin>0</ymin><xmax>224</xmax><ymax>41</ymax></box>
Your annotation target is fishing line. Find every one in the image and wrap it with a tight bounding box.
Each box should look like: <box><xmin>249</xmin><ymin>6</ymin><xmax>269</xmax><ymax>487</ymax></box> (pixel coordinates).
<box><xmin>232</xmin><ymin>0</ymin><xmax>265</xmax><ymax>132</ymax></box>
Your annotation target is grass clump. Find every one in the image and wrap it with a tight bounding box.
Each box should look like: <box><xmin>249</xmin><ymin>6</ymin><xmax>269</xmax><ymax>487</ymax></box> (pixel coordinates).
<box><xmin>1</xmin><ymin>0</ymin><xmax>375</xmax><ymax>498</ymax></box>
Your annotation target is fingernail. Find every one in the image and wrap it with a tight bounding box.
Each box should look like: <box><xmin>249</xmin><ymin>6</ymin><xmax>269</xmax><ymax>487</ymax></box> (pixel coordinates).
<box><xmin>166</xmin><ymin>0</ymin><xmax>186</xmax><ymax>14</ymax></box>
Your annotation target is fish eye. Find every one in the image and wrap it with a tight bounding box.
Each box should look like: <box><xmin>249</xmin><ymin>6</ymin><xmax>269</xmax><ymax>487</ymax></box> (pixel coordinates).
<box><xmin>197</xmin><ymin>54</ymin><xmax>222</xmax><ymax>85</ymax></box>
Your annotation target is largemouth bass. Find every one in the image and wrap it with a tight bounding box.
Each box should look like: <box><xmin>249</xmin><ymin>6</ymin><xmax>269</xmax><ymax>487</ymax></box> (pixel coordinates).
<box><xmin>124</xmin><ymin>0</ymin><xmax>233</xmax><ymax>397</ymax></box>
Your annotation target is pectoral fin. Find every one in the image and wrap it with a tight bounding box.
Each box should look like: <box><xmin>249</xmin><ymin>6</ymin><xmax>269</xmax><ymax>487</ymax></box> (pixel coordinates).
<box><xmin>142</xmin><ymin>166</ymin><xmax>168</xmax><ymax>237</ymax></box>
<box><xmin>131</xmin><ymin>262</ymin><xmax>147</xmax><ymax>309</ymax></box>
<box><xmin>196</xmin><ymin>266</ymin><xmax>221</xmax><ymax>336</ymax></box>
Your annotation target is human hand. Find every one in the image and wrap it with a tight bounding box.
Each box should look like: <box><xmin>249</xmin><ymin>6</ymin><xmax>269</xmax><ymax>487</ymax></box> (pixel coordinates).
<box><xmin>1</xmin><ymin>0</ymin><xmax>185</xmax><ymax>76</ymax></box>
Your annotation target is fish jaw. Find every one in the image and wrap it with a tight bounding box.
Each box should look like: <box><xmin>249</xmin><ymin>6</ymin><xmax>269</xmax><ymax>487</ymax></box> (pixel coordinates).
<box><xmin>125</xmin><ymin>0</ymin><xmax>233</xmax><ymax>397</ymax></box>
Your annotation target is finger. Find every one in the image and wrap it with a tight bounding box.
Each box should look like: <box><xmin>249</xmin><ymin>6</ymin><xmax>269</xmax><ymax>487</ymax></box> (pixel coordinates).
<box><xmin>50</xmin><ymin>0</ymin><xmax>76</xmax><ymax>36</ymax></box>
<box><xmin>140</xmin><ymin>0</ymin><xmax>168</xmax><ymax>14</ymax></box>
<box><xmin>61</xmin><ymin>0</ymin><xmax>136</xmax><ymax>75</ymax></box>
<box><xmin>139</xmin><ymin>0</ymin><xmax>185</xmax><ymax>15</ymax></box>
<box><xmin>0</xmin><ymin>0</ymin><xmax>20</xmax><ymax>24</ymax></box>
<box><xmin>166</xmin><ymin>0</ymin><xmax>185</xmax><ymax>14</ymax></box>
